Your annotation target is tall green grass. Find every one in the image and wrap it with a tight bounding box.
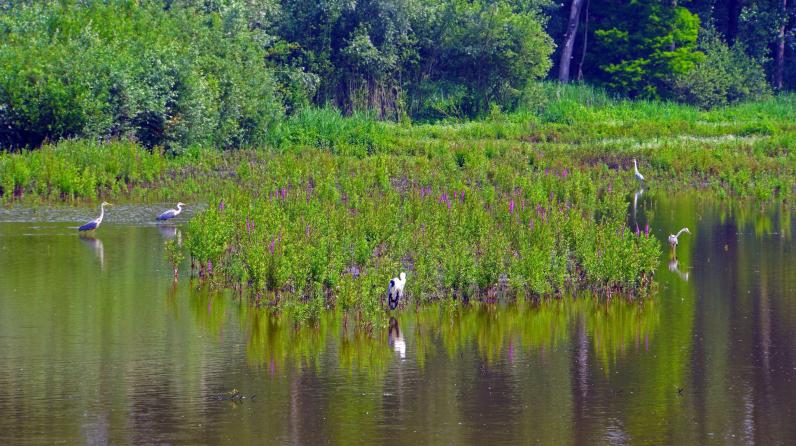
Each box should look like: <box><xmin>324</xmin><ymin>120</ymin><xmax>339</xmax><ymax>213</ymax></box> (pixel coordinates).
<box><xmin>1</xmin><ymin>86</ymin><xmax>793</xmax><ymax>204</ymax></box>
<box><xmin>182</xmin><ymin>148</ymin><xmax>661</xmax><ymax>328</ymax></box>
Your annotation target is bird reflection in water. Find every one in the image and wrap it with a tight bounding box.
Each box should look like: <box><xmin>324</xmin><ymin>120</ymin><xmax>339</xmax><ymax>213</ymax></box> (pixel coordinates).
<box><xmin>157</xmin><ymin>224</ymin><xmax>182</xmax><ymax>247</ymax></box>
<box><xmin>388</xmin><ymin>317</ymin><xmax>406</xmax><ymax>359</ymax></box>
<box><xmin>79</xmin><ymin>235</ymin><xmax>104</xmax><ymax>270</ymax></box>
<box><xmin>668</xmin><ymin>257</ymin><xmax>689</xmax><ymax>281</ymax></box>
<box><xmin>633</xmin><ymin>188</ymin><xmax>644</xmax><ymax>223</ymax></box>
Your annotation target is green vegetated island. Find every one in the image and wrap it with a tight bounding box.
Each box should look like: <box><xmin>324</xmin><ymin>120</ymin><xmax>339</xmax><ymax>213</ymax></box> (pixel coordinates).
<box><xmin>1</xmin><ymin>1</ymin><xmax>794</xmax><ymax>325</ymax></box>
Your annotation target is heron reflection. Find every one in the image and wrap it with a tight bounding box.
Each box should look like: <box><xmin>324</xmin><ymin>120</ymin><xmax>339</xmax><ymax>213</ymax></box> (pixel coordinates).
<box><xmin>157</xmin><ymin>224</ymin><xmax>178</xmax><ymax>239</ymax></box>
<box><xmin>388</xmin><ymin>317</ymin><xmax>406</xmax><ymax>359</ymax></box>
<box><xmin>668</xmin><ymin>257</ymin><xmax>689</xmax><ymax>281</ymax></box>
<box><xmin>79</xmin><ymin>235</ymin><xmax>105</xmax><ymax>270</ymax></box>
<box><xmin>633</xmin><ymin>187</ymin><xmax>644</xmax><ymax>222</ymax></box>
<box><xmin>157</xmin><ymin>224</ymin><xmax>182</xmax><ymax>246</ymax></box>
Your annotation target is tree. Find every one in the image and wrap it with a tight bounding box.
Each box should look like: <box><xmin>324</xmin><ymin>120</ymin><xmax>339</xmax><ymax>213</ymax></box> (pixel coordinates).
<box><xmin>558</xmin><ymin>0</ymin><xmax>586</xmax><ymax>82</ymax></box>
<box><xmin>590</xmin><ymin>0</ymin><xmax>703</xmax><ymax>98</ymax></box>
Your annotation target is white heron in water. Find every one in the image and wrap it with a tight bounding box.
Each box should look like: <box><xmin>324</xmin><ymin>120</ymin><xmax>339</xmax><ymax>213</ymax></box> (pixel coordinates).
<box><xmin>387</xmin><ymin>272</ymin><xmax>407</xmax><ymax>310</ymax></box>
<box><xmin>633</xmin><ymin>159</ymin><xmax>645</xmax><ymax>182</ymax></box>
<box><xmin>78</xmin><ymin>202</ymin><xmax>112</xmax><ymax>231</ymax></box>
<box><xmin>156</xmin><ymin>202</ymin><xmax>186</xmax><ymax>221</ymax></box>
<box><xmin>668</xmin><ymin>227</ymin><xmax>690</xmax><ymax>248</ymax></box>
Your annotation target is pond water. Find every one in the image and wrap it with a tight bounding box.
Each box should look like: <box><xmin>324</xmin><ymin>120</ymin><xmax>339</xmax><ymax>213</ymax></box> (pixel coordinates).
<box><xmin>0</xmin><ymin>196</ymin><xmax>794</xmax><ymax>445</ymax></box>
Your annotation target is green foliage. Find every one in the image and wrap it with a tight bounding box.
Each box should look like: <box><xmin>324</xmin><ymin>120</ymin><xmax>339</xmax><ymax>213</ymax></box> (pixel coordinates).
<box><xmin>591</xmin><ymin>1</ymin><xmax>704</xmax><ymax>99</ymax></box>
<box><xmin>1</xmin><ymin>87</ymin><xmax>794</xmax><ymax>206</ymax></box>
<box><xmin>0</xmin><ymin>139</ymin><xmax>166</xmax><ymax>200</ymax></box>
<box><xmin>164</xmin><ymin>238</ymin><xmax>185</xmax><ymax>278</ymax></box>
<box><xmin>0</xmin><ymin>0</ymin><xmax>283</xmax><ymax>151</ymax></box>
<box><xmin>673</xmin><ymin>28</ymin><xmax>771</xmax><ymax>109</ymax></box>
<box><xmin>278</xmin><ymin>0</ymin><xmax>554</xmax><ymax>119</ymax></box>
<box><xmin>182</xmin><ymin>147</ymin><xmax>661</xmax><ymax>315</ymax></box>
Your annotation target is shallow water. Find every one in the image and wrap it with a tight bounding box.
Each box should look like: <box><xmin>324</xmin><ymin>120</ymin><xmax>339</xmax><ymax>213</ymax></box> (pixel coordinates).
<box><xmin>0</xmin><ymin>196</ymin><xmax>794</xmax><ymax>445</ymax></box>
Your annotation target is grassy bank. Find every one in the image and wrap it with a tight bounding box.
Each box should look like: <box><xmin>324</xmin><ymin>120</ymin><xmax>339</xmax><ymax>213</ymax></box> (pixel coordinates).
<box><xmin>2</xmin><ymin>87</ymin><xmax>794</xmax><ymax>204</ymax></box>
<box><xmin>1</xmin><ymin>89</ymin><xmax>794</xmax><ymax>325</ymax></box>
<box><xmin>183</xmin><ymin>149</ymin><xmax>660</xmax><ymax>325</ymax></box>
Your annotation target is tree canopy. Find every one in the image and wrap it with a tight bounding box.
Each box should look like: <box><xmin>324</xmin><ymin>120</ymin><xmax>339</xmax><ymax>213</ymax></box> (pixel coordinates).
<box><xmin>0</xmin><ymin>0</ymin><xmax>793</xmax><ymax>150</ymax></box>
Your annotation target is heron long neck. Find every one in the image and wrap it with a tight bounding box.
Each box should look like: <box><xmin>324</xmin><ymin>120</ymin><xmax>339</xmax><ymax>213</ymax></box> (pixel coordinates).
<box><xmin>176</xmin><ymin>204</ymin><xmax>183</xmax><ymax>214</ymax></box>
<box><xmin>634</xmin><ymin>160</ymin><xmax>639</xmax><ymax>173</ymax></box>
<box><xmin>98</xmin><ymin>204</ymin><xmax>106</xmax><ymax>223</ymax></box>
<box><xmin>676</xmin><ymin>228</ymin><xmax>688</xmax><ymax>237</ymax></box>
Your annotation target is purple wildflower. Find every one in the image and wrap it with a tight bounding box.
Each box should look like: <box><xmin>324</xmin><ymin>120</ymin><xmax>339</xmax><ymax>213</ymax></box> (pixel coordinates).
<box><xmin>207</xmin><ymin>260</ymin><xmax>213</xmax><ymax>274</ymax></box>
<box><xmin>562</xmin><ymin>168</ymin><xmax>569</xmax><ymax>178</ymax></box>
<box><xmin>281</xmin><ymin>187</ymin><xmax>287</xmax><ymax>200</ymax></box>
<box><xmin>305</xmin><ymin>224</ymin><xmax>311</xmax><ymax>237</ymax></box>
<box><xmin>635</xmin><ymin>224</ymin><xmax>640</xmax><ymax>236</ymax></box>
<box><xmin>269</xmin><ymin>236</ymin><xmax>276</xmax><ymax>255</ymax></box>
<box><xmin>529</xmin><ymin>219</ymin><xmax>535</xmax><ymax>231</ymax></box>
<box><xmin>459</xmin><ymin>190</ymin><xmax>465</xmax><ymax>203</ymax></box>
<box><xmin>644</xmin><ymin>223</ymin><xmax>650</xmax><ymax>236</ymax></box>
<box><xmin>509</xmin><ymin>200</ymin><xmax>515</xmax><ymax>214</ymax></box>
<box><xmin>218</xmin><ymin>200</ymin><xmax>225</xmax><ymax>212</ymax></box>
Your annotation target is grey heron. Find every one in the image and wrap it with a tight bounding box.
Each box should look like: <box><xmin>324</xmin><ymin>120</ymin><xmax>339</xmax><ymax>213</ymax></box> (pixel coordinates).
<box><xmin>78</xmin><ymin>202</ymin><xmax>111</xmax><ymax>231</ymax></box>
<box><xmin>387</xmin><ymin>272</ymin><xmax>407</xmax><ymax>310</ymax></box>
<box><xmin>156</xmin><ymin>202</ymin><xmax>186</xmax><ymax>221</ymax></box>
<box><xmin>668</xmin><ymin>227</ymin><xmax>690</xmax><ymax>247</ymax></box>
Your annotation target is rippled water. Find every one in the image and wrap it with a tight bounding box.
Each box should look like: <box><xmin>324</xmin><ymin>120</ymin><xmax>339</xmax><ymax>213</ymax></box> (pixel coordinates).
<box><xmin>0</xmin><ymin>196</ymin><xmax>794</xmax><ymax>445</ymax></box>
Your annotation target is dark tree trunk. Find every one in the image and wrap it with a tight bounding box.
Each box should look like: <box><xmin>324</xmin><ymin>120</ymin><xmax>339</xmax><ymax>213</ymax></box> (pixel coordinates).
<box><xmin>774</xmin><ymin>0</ymin><xmax>787</xmax><ymax>89</ymax></box>
<box><xmin>558</xmin><ymin>0</ymin><xmax>586</xmax><ymax>83</ymax></box>
<box><xmin>577</xmin><ymin>0</ymin><xmax>590</xmax><ymax>82</ymax></box>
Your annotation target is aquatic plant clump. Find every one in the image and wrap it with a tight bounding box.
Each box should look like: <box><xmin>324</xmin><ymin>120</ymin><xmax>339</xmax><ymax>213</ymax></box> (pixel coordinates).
<box><xmin>184</xmin><ymin>153</ymin><xmax>661</xmax><ymax>320</ymax></box>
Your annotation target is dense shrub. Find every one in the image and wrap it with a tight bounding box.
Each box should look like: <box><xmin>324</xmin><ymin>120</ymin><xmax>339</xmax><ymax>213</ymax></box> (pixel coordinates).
<box><xmin>0</xmin><ymin>139</ymin><xmax>166</xmax><ymax>199</ymax></box>
<box><xmin>278</xmin><ymin>0</ymin><xmax>554</xmax><ymax>119</ymax></box>
<box><xmin>184</xmin><ymin>150</ymin><xmax>661</xmax><ymax>314</ymax></box>
<box><xmin>673</xmin><ymin>29</ymin><xmax>771</xmax><ymax>109</ymax></box>
<box><xmin>0</xmin><ymin>0</ymin><xmax>283</xmax><ymax>151</ymax></box>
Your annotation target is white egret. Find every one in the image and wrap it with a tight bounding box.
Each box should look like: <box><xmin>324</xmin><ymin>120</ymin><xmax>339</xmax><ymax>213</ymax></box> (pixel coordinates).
<box><xmin>78</xmin><ymin>202</ymin><xmax>111</xmax><ymax>232</ymax></box>
<box><xmin>387</xmin><ymin>272</ymin><xmax>407</xmax><ymax>310</ymax></box>
<box><xmin>633</xmin><ymin>159</ymin><xmax>645</xmax><ymax>182</ymax></box>
<box><xmin>668</xmin><ymin>227</ymin><xmax>690</xmax><ymax>247</ymax></box>
<box><xmin>156</xmin><ymin>202</ymin><xmax>186</xmax><ymax>221</ymax></box>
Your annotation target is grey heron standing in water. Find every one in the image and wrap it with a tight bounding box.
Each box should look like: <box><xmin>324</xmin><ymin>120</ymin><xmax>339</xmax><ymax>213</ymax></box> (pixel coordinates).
<box><xmin>633</xmin><ymin>159</ymin><xmax>645</xmax><ymax>182</ymax></box>
<box><xmin>387</xmin><ymin>272</ymin><xmax>407</xmax><ymax>310</ymax></box>
<box><xmin>156</xmin><ymin>202</ymin><xmax>186</xmax><ymax>221</ymax></box>
<box><xmin>668</xmin><ymin>228</ymin><xmax>690</xmax><ymax>248</ymax></box>
<box><xmin>78</xmin><ymin>202</ymin><xmax>111</xmax><ymax>232</ymax></box>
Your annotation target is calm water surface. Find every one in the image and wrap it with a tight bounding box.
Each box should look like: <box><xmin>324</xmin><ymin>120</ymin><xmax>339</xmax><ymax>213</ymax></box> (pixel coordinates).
<box><xmin>0</xmin><ymin>196</ymin><xmax>794</xmax><ymax>445</ymax></box>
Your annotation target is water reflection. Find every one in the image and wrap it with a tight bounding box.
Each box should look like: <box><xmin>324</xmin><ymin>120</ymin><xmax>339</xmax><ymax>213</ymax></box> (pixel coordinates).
<box><xmin>388</xmin><ymin>317</ymin><xmax>406</xmax><ymax>359</ymax></box>
<box><xmin>79</xmin><ymin>234</ymin><xmax>104</xmax><ymax>270</ymax></box>
<box><xmin>156</xmin><ymin>223</ymin><xmax>177</xmax><ymax>239</ymax></box>
<box><xmin>1</xmin><ymin>197</ymin><xmax>795</xmax><ymax>444</ymax></box>
<box><xmin>668</xmin><ymin>257</ymin><xmax>690</xmax><ymax>281</ymax></box>
<box><xmin>632</xmin><ymin>187</ymin><xmax>644</xmax><ymax>223</ymax></box>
